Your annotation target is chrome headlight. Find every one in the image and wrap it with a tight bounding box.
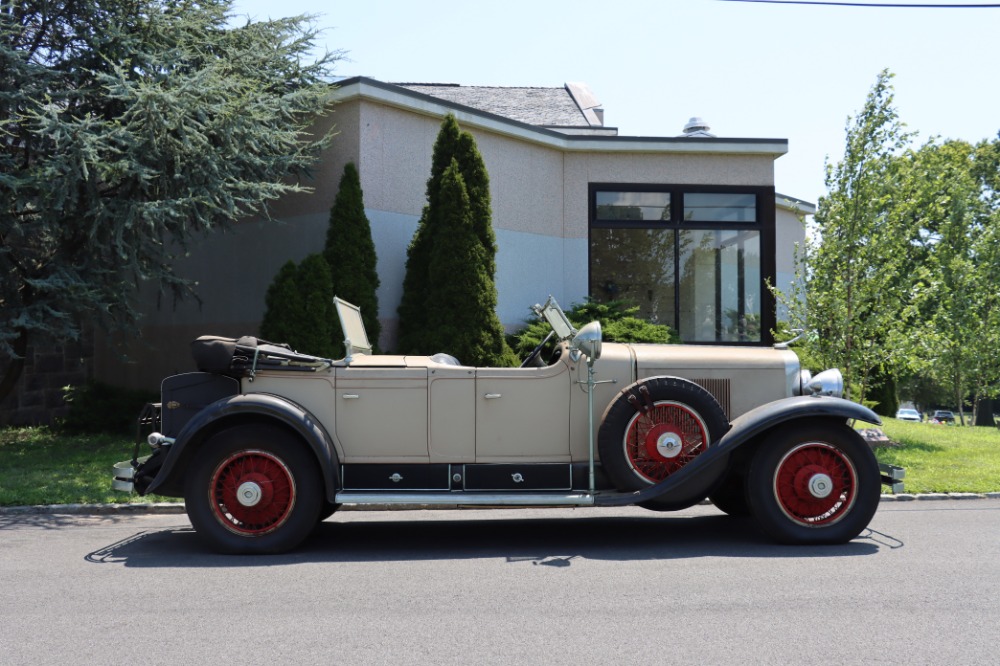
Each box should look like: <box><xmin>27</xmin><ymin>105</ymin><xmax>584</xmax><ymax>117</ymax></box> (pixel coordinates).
<box><xmin>571</xmin><ymin>320</ymin><xmax>602</xmax><ymax>362</ymax></box>
<box><xmin>794</xmin><ymin>369</ymin><xmax>813</xmax><ymax>396</ymax></box>
<box><xmin>805</xmin><ymin>369</ymin><xmax>844</xmax><ymax>398</ymax></box>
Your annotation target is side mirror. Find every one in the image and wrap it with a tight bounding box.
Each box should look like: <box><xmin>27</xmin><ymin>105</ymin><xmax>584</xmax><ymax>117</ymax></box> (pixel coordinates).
<box><xmin>571</xmin><ymin>320</ymin><xmax>602</xmax><ymax>363</ymax></box>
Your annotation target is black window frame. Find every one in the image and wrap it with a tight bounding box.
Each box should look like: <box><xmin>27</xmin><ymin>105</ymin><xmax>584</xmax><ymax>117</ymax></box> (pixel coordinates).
<box><xmin>588</xmin><ymin>183</ymin><xmax>776</xmax><ymax>346</ymax></box>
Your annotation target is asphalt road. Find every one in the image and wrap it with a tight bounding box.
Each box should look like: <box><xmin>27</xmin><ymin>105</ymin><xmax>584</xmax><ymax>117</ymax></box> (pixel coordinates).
<box><xmin>2</xmin><ymin>500</ymin><xmax>999</xmax><ymax>665</ymax></box>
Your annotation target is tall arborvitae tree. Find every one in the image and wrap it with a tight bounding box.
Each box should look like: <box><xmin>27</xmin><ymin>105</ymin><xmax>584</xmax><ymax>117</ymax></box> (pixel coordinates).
<box><xmin>295</xmin><ymin>254</ymin><xmax>337</xmax><ymax>358</ymax></box>
<box><xmin>397</xmin><ymin>114</ymin><xmax>516</xmax><ymax>365</ymax></box>
<box><xmin>324</xmin><ymin>162</ymin><xmax>380</xmax><ymax>355</ymax></box>
<box><xmin>396</xmin><ymin>114</ymin><xmax>464</xmax><ymax>353</ymax></box>
<box><xmin>259</xmin><ymin>261</ymin><xmax>302</xmax><ymax>346</ymax></box>
<box><xmin>259</xmin><ymin>254</ymin><xmax>337</xmax><ymax>357</ymax></box>
<box><xmin>423</xmin><ymin>160</ymin><xmax>517</xmax><ymax>366</ymax></box>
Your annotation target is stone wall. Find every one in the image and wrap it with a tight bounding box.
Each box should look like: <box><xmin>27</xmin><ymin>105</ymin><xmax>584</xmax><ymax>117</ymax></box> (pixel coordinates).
<box><xmin>0</xmin><ymin>331</ymin><xmax>94</xmax><ymax>427</ymax></box>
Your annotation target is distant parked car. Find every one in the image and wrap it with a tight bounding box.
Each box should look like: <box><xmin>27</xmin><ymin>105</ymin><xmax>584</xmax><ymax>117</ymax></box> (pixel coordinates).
<box><xmin>931</xmin><ymin>410</ymin><xmax>956</xmax><ymax>423</ymax></box>
<box><xmin>895</xmin><ymin>408</ymin><xmax>922</xmax><ymax>422</ymax></box>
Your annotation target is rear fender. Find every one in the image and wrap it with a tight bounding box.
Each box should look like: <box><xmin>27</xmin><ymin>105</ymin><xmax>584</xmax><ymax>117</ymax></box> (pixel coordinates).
<box><xmin>144</xmin><ymin>392</ymin><xmax>340</xmax><ymax>500</ymax></box>
<box><xmin>595</xmin><ymin>395</ymin><xmax>880</xmax><ymax>506</ymax></box>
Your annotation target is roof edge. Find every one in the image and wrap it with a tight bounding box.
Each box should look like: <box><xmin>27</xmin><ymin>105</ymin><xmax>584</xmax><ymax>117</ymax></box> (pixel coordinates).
<box><xmin>332</xmin><ymin>77</ymin><xmax>789</xmax><ymax>158</ymax></box>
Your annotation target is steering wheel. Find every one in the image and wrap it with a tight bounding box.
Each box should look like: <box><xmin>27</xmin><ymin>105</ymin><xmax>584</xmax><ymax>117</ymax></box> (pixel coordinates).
<box><xmin>520</xmin><ymin>331</ymin><xmax>555</xmax><ymax>368</ymax></box>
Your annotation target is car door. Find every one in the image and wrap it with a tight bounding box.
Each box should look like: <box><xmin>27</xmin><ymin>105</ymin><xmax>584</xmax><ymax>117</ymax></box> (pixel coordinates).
<box><xmin>474</xmin><ymin>362</ymin><xmax>572</xmax><ymax>461</ymax></box>
<box><xmin>334</xmin><ymin>365</ymin><xmax>429</xmax><ymax>462</ymax></box>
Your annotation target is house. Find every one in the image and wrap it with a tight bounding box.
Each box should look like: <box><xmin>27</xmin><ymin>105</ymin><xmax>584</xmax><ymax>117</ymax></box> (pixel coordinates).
<box><xmin>90</xmin><ymin>76</ymin><xmax>813</xmax><ymax>390</ymax></box>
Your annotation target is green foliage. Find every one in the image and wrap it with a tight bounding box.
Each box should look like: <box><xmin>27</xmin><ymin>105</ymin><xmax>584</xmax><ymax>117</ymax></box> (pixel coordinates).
<box><xmin>782</xmin><ymin>70</ymin><xmax>914</xmax><ymax>403</ymax></box>
<box><xmin>0</xmin><ymin>427</ymin><xmax>170</xmax><ymax>506</ymax></box>
<box><xmin>397</xmin><ymin>115</ymin><xmax>516</xmax><ymax>365</ymax></box>
<box><xmin>57</xmin><ymin>382</ymin><xmax>159</xmax><ymax>436</ymax></box>
<box><xmin>0</xmin><ymin>0</ymin><xmax>340</xmax><ymax>400</ymax></box>
<box><xmin>867</xmin><ymin>368</ymin><xmax>899</xmax><ymax>418</ymax></box>
<box><xmin>422</xmin><ymin>161</ymin><xmax>518</xmax><ymax>367</ymax></box>
<box><xmin>259</xmin><ymin>261</ymin><xmax>302</xmax><ymax>344</ymax></box>
<box><xmin>509</xmin><ymin>299</ymin><xmax>679</xmax><ymax>357</ymax></box>
<box><xmin>894</xmin><ymin>139</ymin><xmax>1000</xmax><ymax>425</ymax></box>
<box><xmin>776</xmin><ymin>71</ymin><xmax>1000</xmax><ymax>416</ymax></box>
<box><xmin>259</xmin><ymin>254</ymin><xmax>337</xmax><ymax>357</ymax></box>
<box><xmin>325</xmin><ymin>162</ymin><xmax>380</xmax><ymax>355</ymax></box>
<box><xmin>397</xmin><ymin>115</ymin><xmax>463</xmax><ymax>353</ymax></box>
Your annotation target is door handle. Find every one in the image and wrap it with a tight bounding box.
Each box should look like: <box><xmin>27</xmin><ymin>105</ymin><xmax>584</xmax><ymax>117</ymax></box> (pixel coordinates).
<box><xmin>342</xmin><ymin>394</ymin><xmax>360</xmax><ymax>400</ymax></box>
<box><xmin>483</xmin><ymin>393</ymin><xmax>502</xmax><ymax>400</ymax></box>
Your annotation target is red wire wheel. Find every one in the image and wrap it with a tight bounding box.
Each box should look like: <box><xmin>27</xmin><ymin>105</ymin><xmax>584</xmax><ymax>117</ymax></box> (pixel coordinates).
<box><xmin>623</xmin><ymin>401</ymin><xmax>711</xmax><ymax>483</ymax></box>
<box><xmin>772</xmin><ymin>442</ymin><xmax>858</xmax><ymax>527</ymax></box>
<box><xmin>209</xmin><ymin>449</ymin><xmax>297</xmax><ymax>536</ymax></box>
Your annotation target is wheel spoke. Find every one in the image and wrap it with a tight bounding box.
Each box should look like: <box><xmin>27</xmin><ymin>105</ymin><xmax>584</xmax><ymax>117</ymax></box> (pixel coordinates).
<box><xmin>773</xmin><ymin>442</ymin><xmax>857</xmax><ymax>526</ymax></box>
<box><xmin>211</xmin><ymin>450</ymin><xmax>296</xmax><ymax>536</ymax></box>
<box><xmin>624</xmin><ymin>401</ymin><xmax>709</xmax><ymax>483</ymax></box>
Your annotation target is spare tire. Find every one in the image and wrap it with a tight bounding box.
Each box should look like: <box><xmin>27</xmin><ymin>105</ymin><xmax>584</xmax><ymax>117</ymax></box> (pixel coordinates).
<box><xmin>598</xmin><ymin>376</ymin><xmax>730</xmax><ymax>511</ymax></box>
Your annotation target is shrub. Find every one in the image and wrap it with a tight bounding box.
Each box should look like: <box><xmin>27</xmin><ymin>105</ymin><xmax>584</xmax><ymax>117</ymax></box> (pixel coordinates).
<box><xmin>58</xmin><ymin>381</ymin><xmax>159</xmax><ymax>435</ymax></box>
<box><xmin>509</xmin><ymin>299</ymin><xmax>680</xmax><ymax>357</ymax></box>
<box><xmin>259</xmin><ymin>254</ymin><xmax>337</xmax><ymax>357</ymax></box>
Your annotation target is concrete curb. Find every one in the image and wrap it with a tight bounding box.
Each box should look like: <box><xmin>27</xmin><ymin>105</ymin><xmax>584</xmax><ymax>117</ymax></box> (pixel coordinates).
<box><xmin>3</xmin><ymin>492</ymin><xmax>1000</xmax><ymax>515</ymax></box>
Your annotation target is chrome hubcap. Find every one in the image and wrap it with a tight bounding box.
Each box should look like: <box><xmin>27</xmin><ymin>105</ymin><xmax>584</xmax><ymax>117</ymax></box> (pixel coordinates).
<box><xmin>656</xmin><ymin>432</ymin><xmax>684</xmax><ymax>458</ymax></box>
<box><xmin>236</xmin><ymin>481</ymin><xmax>263</xmax><ymax>507</ymax></box>
<box><xmin>808</xmin><ymin>473</ymin><xmax>834</xmax><ymax>499</ymax></box>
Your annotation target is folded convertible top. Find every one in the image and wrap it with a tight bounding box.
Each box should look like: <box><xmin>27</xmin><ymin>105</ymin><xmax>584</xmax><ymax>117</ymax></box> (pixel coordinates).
<box><xmin>191</xmin><ymin>335</ymin><xmax>329</xmax><ymax>377</ymax></box>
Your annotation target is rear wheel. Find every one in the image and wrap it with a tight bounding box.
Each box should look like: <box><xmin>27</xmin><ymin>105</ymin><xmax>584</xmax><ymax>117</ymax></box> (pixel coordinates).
<box><xmin>184</xmin><ymin>423</ymin><xmax>323</xmax><ymax>554</ymax></box>
<box><xmin>746</xmin><ymin>421</ymin><xmax>880</xmax><ymax>544</ymax></box>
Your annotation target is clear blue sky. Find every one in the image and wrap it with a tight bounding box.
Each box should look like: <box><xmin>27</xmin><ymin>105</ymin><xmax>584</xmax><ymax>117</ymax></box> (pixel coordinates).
<box><xmin>230</xmin><ymin>0</ymin><xmax>999</xmax><ymax>207</ymax></box>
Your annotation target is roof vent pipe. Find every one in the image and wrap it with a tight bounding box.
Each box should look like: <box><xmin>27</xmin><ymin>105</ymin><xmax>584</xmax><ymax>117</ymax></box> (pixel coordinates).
<box><xmin>683</xmin><ymin>117</ymin><xmax>711</xmax><ymax>135</ymax></box>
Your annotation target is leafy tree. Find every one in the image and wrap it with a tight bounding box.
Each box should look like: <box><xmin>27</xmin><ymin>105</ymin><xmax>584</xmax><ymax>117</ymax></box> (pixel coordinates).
<box><xmin>397</xmin><ymin>115</ymin><xmax>515</xmax><ymax>364</ymax></box>
<box><xmin>259</xmin><ymin>254</ymin><xmax>337</xmax><ymax>357</ymax></box>
<box><xmin>781</xmin><ymin>70</ymin><xmax>914</xmax><ymax>402</ymax></box>
<box><xmin>324</xmin><ymin>162</ymin><xmax>380</xmax><ymax>355</ymax></box>
<box><xmin>899</xmin><ymin>139</ymin><xmax>1000</xmax><ymax>424</ymax></box>
<box><xmin>422</xmin><ymin>160</ymin><xmax>517</xmax><ymax>366</ymax></box>
<box><xmin>0</xmin><ymin>0</ymin><xmax>340</xmax><ymax>402</ymax></box>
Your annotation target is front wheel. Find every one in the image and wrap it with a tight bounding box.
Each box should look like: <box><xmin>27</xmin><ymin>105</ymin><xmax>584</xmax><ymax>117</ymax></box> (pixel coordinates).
<box><xmin>746</xmin><ymin>421</ymin><xmax>880</xmax><ymax>545</ymax></box>
<box><xmin>184</xmin><ymin>423</ymin><xmax>323</xmax><ymax>554</ymax></box>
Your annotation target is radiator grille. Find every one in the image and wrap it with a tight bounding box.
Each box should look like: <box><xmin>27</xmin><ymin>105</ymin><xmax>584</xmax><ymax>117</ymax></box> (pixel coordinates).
<box><xmin>692</xmin><ymin>378</ymin><xmax>732</xmax><ymax>419</ymax></box>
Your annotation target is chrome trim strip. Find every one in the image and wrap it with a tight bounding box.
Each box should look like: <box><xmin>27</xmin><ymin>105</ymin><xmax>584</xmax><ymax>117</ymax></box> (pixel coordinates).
<box><xmin>334</xmin><ymin>491</ymin><xmax>596</xmax><ymax>507</ymax></box>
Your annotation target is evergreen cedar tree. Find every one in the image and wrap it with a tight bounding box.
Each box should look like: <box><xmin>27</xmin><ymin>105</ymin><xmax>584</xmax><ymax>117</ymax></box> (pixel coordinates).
<box><xmin>259</xmin><ymin>254</ymin><xmax>337</xmax><ymax>358</ymax></box>
<box><xmin>0</xmin><ymin>0</ymin><xmax>338</xmax><ymax>404</ymax></box>
<box><xmin>397</xmin><ymin>115</ymin><xmax>516</xmax><ymax>366</ymax></box>
<box><xmin>325</xmin><ymin>162</ymin><xmax>381</xmax><ymax>355</ymax></box>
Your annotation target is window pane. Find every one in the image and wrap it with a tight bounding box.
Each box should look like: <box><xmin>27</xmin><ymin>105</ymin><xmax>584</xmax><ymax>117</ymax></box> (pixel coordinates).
<box><xmin>595</xmin><ymin>191</ymin><xmax>671</xmax><ymax>222</ymax></box>
<box><xmin>677</xmin><ymin>230</ymin><xmax>761</xmax><ymax>342</ymax></box>
<box><xmin>683</xmin><ymin>193</ymin><xmax>756</xmax><ymax>223</ymax></box>
<box><xmin>590</xmin><ymin>227</ymin><xmax>675</xmax><ymax>327</ymax></box>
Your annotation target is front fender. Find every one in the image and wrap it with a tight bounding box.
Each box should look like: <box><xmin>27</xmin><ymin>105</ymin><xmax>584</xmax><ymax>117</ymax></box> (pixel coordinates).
<box><xmin>144</xmin><ymin>392</ymin><xmax>340</xmax><ymax>499</ymax></box>
<box><xmin>595</xmin><ymin>395</ymin><xmax>880</xmax><ymax>507</ymax></box>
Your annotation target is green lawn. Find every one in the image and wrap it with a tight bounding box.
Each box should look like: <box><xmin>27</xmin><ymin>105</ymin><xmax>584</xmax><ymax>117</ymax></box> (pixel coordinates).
<box><xmin>0</xmin><ymin>427</ymin><xmax>169</xmax><ymax>506</ymax></box>
<box><xmin>874</xmin><ymin>419</ymin><xmax>1000</xmax><ymax>494</ymax></box>
<box><xmin>1</xmin><ymin>420</ymin><xmax>998</xmax><ymax>507</ymax></box>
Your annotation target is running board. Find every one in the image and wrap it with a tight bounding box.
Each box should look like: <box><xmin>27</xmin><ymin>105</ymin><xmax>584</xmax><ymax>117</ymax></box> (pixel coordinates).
<box><xmin>334</xmin><ymin>491</ymin><xmax>596</xmax><ymax>507</ymax></box>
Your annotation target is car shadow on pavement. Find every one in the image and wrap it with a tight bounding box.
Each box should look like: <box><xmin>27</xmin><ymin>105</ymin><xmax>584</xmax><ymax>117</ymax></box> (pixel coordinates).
<box><xmin>84</xmin><ymin>512</ymin><xmax>888</xmax><ymax>567</ymax></box>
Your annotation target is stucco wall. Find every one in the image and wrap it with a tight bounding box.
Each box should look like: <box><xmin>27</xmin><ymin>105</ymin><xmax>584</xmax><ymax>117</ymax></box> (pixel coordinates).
<box><xmin>93</xmin><ymin>95</ymin><xmax>788</xmax><ymax>390</ymax></box>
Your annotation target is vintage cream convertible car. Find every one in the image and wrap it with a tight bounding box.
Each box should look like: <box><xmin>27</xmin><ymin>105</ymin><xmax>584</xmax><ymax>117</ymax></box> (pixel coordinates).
<box><xmin>114</xmin><ymin>297</ymin><xmax>902</xmax><ymax>554</ymax></box>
